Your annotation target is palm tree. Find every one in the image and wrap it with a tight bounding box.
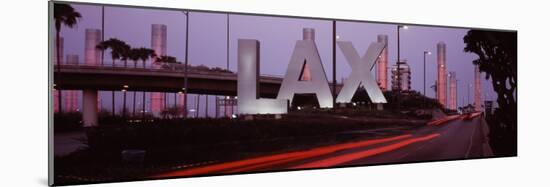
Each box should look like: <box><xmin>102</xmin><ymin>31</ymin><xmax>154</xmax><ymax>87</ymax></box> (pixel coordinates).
<box><xmin>54</xmin><ymin>4</ymin><xmax>81</xmax><ymax>67</ymax></box>
<box><xmin>119</xmin><ymin>45</ymin><xmax>131</xmax><ymax>118</ymax></box>
<box><xmin>96</xmin><ymin>38</ymin><xmax>130</xmax><ymax>117</ymax></box>
<box><xmin>155</xmin><ymin>55</ymin><xmax>178</xmax><ymax>64</ymax></box>
<box><xmin>129</xmin><ymin>48</ymin><xmax>140</xmax><ymax>68</ymax></box>
<box><xmin>129</xmin><ymin>49</ymin><xmax>140</xmax><ymax>117</ymax></box>
<box><xmin>120</xmin><ymin>45</ymin><xmax>131</xmax><ymax>68</ymax></box>
<box><xmin>96</xmin><ymin>38</ymin><xmax>129</xmax><ymax>66</ymax></box>
<box><xmin>135</xmin><ymin>47</ymin><xmax>156</xmax><ymax>118</ymax></box>
<box><xmin>136</xmin><ymin>47</ymin><xmax>156</xmax><ymax>68</ymax></box>
<box><xmin>54</xmin><ymin>3</ymin><xmax>81</xmax><ymax>113</ymax></box>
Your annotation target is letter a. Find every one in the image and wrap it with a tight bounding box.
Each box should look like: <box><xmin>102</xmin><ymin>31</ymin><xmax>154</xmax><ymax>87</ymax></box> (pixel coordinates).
<box><xmin>277</xmin><ymin>28</ymin><xmax>333</xmax><ymax>108</ymax></box>
<box><xmin>237</xmin><ymin>39</ymin><xmax>288</xmax><ymax>114</ymax></box>
<box><xmin>336</xmin><ymin>41</ymin><xmax>387</xmax><ymax>104</ymax></box>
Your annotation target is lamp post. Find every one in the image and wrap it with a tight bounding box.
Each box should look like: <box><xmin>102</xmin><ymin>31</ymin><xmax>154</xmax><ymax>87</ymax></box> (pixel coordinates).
<box><xmin>395</xmin><ymin>25</ymin><xmax>407</xmax><ymax>111</ymax></box>
<box><xmin>423</xmin><ymin>50</ymin><xmax>431</xmax><ymax>108</ymax></box>
<box><xmin>226</xmin><ymin>14</ymin><xmax>230</xmax><ymax>70</ymax></box>
<box><xmin>396</xmin><ymin>25</ymin><xmax>408</xmax><ymax>92</ymax></box>
<box><xmin>122</xmin><ymin>87</ymin><xmax>127</xmax><ymax>118</ymax></box>
<box><xmin>183</xmin><ymin>10</ymin><xmax>190</xmax><ymax>118</ymax></box>
<box><xmin>332</xmin><ymin>20</ymin><xmax>337</xmax><ymax>108</ymax></box>
<box><xmin>423</xmin><ymin>51</ymin><xmax>431</xmax><ymax>97</ymax></box>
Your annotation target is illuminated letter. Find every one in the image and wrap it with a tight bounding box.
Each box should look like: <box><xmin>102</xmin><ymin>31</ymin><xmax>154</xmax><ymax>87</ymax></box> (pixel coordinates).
<box><xmin>238</xmin><ymin>39</ymin><xmax>288</xmax><ymax>114</ymax></box>
<box><xmin>336</xmin><ymin>41</ymin><xmax>387</xmax><ymax>103</ymax></box>
<box><xmin>277</xmin><ymin>28</ymin><xmax>333</xmax><ymax>108</ymax></box>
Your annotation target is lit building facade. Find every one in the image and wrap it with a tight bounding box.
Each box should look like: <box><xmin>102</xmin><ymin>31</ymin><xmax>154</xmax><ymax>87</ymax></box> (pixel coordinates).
<box><xmin>84</xmin><ymin>29</ymin><xmax>102</xmax><ymax>111</ymax></box>
<box><xmin>84</xmin><ymin>29</ymin><xmax>101</xmax><ymax>66</ymax></box>
<box><xmin>299</xmin><ymin>28</ymin><xmax>314</xmax><ymax>81</ymax></box>
<box><xmin>376</xmin><ymin>34</ymin><xmax>388</xmax><ymax>91</ymax></box>
<box><xmin>437</xmin><ymin>42</ymin><xmax>447</xmax><ymax>108</ymax></box>
<box><xmin>64</xmin><ymin>55</ymin><xmax>80</xmax><ymax>112</ymax></box>
<box><xmin>391</xmin><ymin>60</ymin><xmax>411</xmax><ymax>91</ymax></box>
<box><xmin>474</xmin><ymin>64</ymin><xmax>482</xmax><ymax>111</ymax></box>
<box><xmin>449</xmin><ymin>71</ymin><xmax>457</xmax><ymax>110</ymax></box>
<box><xmin>150</xmin><ymin>24</ymin><xmax>167</xmax><ymax>115</ymax></box>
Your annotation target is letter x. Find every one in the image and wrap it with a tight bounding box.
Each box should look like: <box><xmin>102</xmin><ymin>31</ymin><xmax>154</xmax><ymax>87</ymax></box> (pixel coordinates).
<box><xmin>336</xmin><ymin>41</ymin><xmax>387</xmax><ymax>104</ymax></box>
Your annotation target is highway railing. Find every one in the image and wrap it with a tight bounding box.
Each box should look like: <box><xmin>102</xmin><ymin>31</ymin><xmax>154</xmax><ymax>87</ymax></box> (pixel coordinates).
<box><xmin>54</xmin><ymin>62</ymin><xmax>285</xmax><ymax>82</ymax></box>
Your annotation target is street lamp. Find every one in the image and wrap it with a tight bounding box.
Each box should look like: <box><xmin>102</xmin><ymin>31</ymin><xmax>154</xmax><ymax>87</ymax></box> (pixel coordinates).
<box><xmin>423</xmin><ymin>51</ymin><xmax>431</xmax><ymax>97</ymax></box>
<box><xmin>423</xmin><ymin>50</ymin><xmax>431</xmax><ymax>108</ymax></box>
<box><xmin>396</xmin><ymin>25</ymin><xmax>407</xmax><ymax>92</ymax></box>
<box><xmin>395</xmin><ymin>25</ymin><xmax>407</xmax><ymax>111</ymax></box>
<box><xmin>332</xmin><ymin>20</ymin><xmax>337</xmax><ymax>108</ymax></box>
<box><xmin>226</xmin><ymin>14</ymin><xmax>230</xmax><ymax>70</ymax></box>
<box><xmin>396</xmin><ymin>25</ymin><xmax>408</xmax><ymax>91</ymax></box>
<box><xmin>183</xmin><ymin>10</ymin><xmax>190</xmax><ymax>118</ymax></box>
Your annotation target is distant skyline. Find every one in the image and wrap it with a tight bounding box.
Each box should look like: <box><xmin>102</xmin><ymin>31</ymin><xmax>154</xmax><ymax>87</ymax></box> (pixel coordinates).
<box><xmin>55</xmin><ymin>3</ymin><xmax>498</xmax><ymax>114</ymax></box>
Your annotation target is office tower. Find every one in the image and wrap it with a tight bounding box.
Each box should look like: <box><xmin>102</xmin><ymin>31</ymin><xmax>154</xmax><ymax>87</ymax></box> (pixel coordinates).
<box><xmin>449</xmin><ymin>71</ymin><xmax>457</xmax><ymax>110</ymax></box>
<box><xmin>391</xmin><ymin>60</ymin><xmax>411</xmax><ymax>91</ymax></box>
<box><xmin>85</xmin><ymin>29</ymin><xmax>102</xmax><ymax>65</ymax></box>
<box><xmin>151</xmin><ymin>24</ymin><xmax>167</xmax><ymax>115</ymax></box>
<box><xmin>474</xmin><ymin>64</ymin><xmax>482</xmax><ymax>111</ymax></box>
<box><xmin>66</xmin><ymin>55</ymin><xmax>79</xmax><ymax>65</ymax></box>
<box><xmin>84</xmin><ymin>29</ymin><xmax>102</xmax><ymax>110</ymax></box>
<box><xmin>377</xmin><ymin>34</ymin><xmax>388</xmax><ymax>91</ymax></box>
<box><xmin>64</xmin><ymin>55</ymin><xmax>80</xmax><ymax>112</ymax></box>
<box><xmin>437</xmin><ymin>42</ymin><xmax>447</xmax><ymax>108</ymax></box>
<box><xmin>300</xmin><ymin>28</ymin><xmax>314</xmax><ymax>81</ymax></box>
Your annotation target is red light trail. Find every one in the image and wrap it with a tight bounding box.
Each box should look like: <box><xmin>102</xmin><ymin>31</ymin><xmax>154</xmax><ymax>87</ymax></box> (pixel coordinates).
<box><xmin>291</xmin><ymin>133</ymin><xmax>441</xmax><ymax>169</ymax></box>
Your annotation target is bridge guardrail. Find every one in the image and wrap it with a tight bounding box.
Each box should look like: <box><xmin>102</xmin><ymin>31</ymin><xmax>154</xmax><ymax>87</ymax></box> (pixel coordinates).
<box><xmin>54</xmin><ymin>62</ymin><xmax>285</xmax><ymax>81</ymax></box>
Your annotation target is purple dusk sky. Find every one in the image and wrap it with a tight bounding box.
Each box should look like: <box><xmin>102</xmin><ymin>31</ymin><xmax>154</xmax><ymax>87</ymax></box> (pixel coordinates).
<box><xmin>56</xmin><ymin>3</ymin><xmax>497</xmax><ymax>115</ymax></box>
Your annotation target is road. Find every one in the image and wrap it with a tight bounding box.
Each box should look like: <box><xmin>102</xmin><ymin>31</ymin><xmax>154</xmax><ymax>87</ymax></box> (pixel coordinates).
<box><xmin>155</xmin><ymin>113</ymin><xmax>492</xmax><ymax>178</ymax></box>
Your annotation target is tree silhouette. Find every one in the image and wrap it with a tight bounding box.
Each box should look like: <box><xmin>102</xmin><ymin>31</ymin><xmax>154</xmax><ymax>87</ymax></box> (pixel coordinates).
<box><xmin>54</xmin><ymin>3</ymin><xmax>81</xmax><ymax>113</ymax></box>
<box><xmin>463</xmin><ymin>29</ymin><xmax>517</xmax><ymax>155</ymax></box>
<box><xmin>135</xmin><ymin>47</ymin><xmax>156</xmax><ymax>68</ymax></box>
<box><xmin>155</xmin><ymin>55</ymin><xmax>179</xmax><ymax>64</ymax></box>
<box><xmin>54</xmin><ymin>4</ymin><xmax>81</xmax><ymax>68</ymax></box>
<box><xmin>119</xmin><ymin>45</ymin><xmax>131</xmax><ymax>68</ymax></box>
<box><xmin>96</xmin><ymin>38</ymin><xmax>130</xmax><ymax>66</ymax></box>
<box><xmin>129</xmin><ymin>48</ymin><xmax>140</xmax><ymax>68</ymax></box>
<box><xmin>129</xmin><ymin>48</ymin><xmax>141</xmax><ymax>117</ymax></box>
<box><xmin>133</xmin><ymin>47</ymin><xmax>157</xmax><ymax>118</ymax></box>
<box><xmin>96</xmin><ymin>38</ymin><xmax>131</xmax><ymax>116</ymax></box>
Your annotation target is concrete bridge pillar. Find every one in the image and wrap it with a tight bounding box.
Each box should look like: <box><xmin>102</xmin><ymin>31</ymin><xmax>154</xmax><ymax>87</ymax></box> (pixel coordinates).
<box><xmin>82</xmin><ymin>89</ymin><xmax>98</xmax><ymax>127</ymax></box>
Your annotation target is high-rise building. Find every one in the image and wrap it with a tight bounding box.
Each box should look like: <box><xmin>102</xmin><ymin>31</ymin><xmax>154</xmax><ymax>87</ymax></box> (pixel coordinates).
<box><xmin>84</xmin><ymin>29</ymin><xmax>102</xmax><ymax>110</ymax></box>
<box><xmin>151</xmin><ymin>24</ymin><xmax>167</xmax><ymax>115</ymax></box>
<box><xmin>66</xmin><ymin>55</ymin><xmax>79</xmax><ymax>65</ymax></box>
<box><xmin>151</xmin><ymin>24</ymin><xmax>167</xmax><ymax>68</ymax></box>
<box><xmin>437</xmin><ymin>42</ymin><xmax>447</xmax><ymax>108</ymax></box>
<box><xmin>85</xmin><ymin>29</ymin><xmax>102</xmax><ymax>65</ymax></box>
<box><xmin>376</xmin><ymin>34</ymin><xmax>388</xmax><ymax>91</ymax></box>
<box><xmin>474</xmin><ymin>64</ymin><xmax>482</xmax><ymax>111</ymax></box>
<box><xmin>300</xmin><ymin>28</ymin><xmax>314</xmax><ymax>81</ymax></box>
<box><xmin>65</xmin><ymin>55</ymin><xmax>80</xmax><ymax>112</ymax></box>
<box><xmin>391</xmin><ymin>60</ymin><xmax>411</xmax><ymax>91</ymax></box>
<box><xmin>449</xmin><ymin>71</ymin><xmax>457</xmax><ymax>110</ymax></box>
